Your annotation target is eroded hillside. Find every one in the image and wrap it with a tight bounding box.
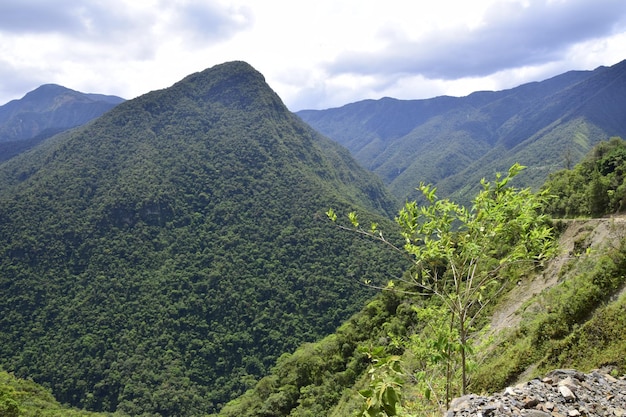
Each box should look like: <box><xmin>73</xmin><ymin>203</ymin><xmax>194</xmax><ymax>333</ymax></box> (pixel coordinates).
<box><xmin>489</xmin><ymin>215</ymin><xmax>626</xmax><ymax>338</ymax></box>
<box><xmin>473</xmin><ymin>215</ymin><xmax>626</xmax><ymax>395</ymax></box>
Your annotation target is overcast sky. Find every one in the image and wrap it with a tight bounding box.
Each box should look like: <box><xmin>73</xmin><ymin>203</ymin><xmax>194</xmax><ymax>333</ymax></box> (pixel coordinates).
<box><xmin>1</xmin><ymin>0</ymin><xmax>625</xmax><ymax>111</ymax></box>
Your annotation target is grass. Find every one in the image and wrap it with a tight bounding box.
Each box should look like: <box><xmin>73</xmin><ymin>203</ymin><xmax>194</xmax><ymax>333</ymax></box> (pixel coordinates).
<box><xmin>470</xmin><ymin>226</ymin><xmax>626</xmax><ymax>393</ymax></box>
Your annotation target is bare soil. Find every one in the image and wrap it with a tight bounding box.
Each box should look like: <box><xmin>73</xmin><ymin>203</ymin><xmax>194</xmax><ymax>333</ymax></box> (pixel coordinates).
<box><xmin>488</xmin><ymin>215</ymin><xmax>626</xmax><ymax>337</ymax></box>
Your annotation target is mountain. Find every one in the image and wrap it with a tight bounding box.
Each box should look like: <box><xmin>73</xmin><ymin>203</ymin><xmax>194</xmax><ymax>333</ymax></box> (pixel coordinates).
<box><xmin>0</xmin><ymin>84</ymin><xmax>124</xmax><ymax>161</ymax></box>
<box><xmin>0</xmin><ymin>369</ymin><xmax>111</xmax><ymax>417</ymax></box>
<box><xmin>0</xmin><ymin>61</ymin><xmax>403</xmax><ymax>416</ymax></box>
<box><xmin>217</xmin><ymin>140</ymin><xmax>626</xmax><ymax>416</ymax></box>
<box><xmin>297</xmin><ymin>59</ymin><xmax>626</xmax><ymax>203</ymax></box>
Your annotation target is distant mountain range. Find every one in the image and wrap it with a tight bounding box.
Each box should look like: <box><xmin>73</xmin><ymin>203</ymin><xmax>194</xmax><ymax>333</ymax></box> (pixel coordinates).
<box><xmin>5</xmin><ymin>60</ymin><xmax>626</xmax><ymax>205</ymax></box>
<box><xmin>0</xmin><ymin>84</ymin><xmax>124</xmax><ymax>161</ymax></box>
<box><xmin>298</xmin><ymin>59</ymin><xmax>626</xmax><ymax>203</ymax></box>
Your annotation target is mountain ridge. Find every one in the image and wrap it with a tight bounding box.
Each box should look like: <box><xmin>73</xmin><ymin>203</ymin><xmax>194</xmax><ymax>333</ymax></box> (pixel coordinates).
<box><xmin>0</xmin><ymin>61</ymin><xmax>402</xmax><ymax>416</ymax></box>
<box><xmin>297</xmin><ymin>60</ymin><xmax>626</xmax><ymax>202</ymax></box>
<box><xmin>0</xmin><ymin>83</ymin><xmax>125</xmax><ymax>163</ymax></box>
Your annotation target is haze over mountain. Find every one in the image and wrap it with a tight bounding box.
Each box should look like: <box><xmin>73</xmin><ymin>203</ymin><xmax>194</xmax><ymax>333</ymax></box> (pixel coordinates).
<box><xmin>0</xmin><ymin>61</ymin><xmax>402</xmax><ymax>416</ymax></box>
<box><xmin>0</xmin><ymin>84</ymin><xmax>124</xmax><ymax>161</ymax></box>
<box><xmin>298</xmin><ymin>59</ymin><xmax>626</xmax><ymax>202</ymax></box>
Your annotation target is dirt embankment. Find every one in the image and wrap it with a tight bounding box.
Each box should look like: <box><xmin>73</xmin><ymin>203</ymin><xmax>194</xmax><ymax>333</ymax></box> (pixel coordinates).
<box><xmin>488</xmin><ymin>216</ymin><xmax>626</xmax><ymax>337</ymax></box>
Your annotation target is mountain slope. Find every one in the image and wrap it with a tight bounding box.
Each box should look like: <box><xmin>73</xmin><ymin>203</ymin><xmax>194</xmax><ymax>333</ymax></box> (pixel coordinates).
<box><xmin>217</xmin><ymin>146</ymin><xmax>626</xmax><ymax>416</ymax></box>
<box><xmin>0</xmin><ymin>84</ymin><xmax>124</xmax><ymax>161</ymax></box>
<box><xmin>217</xmin><ymin>217</ymin><xmax>626</xmax><ymax>417</ymax></box>
<box><xmin>0</xmin><ymin>61</ymin><xmax>403</xmax><ymax>416</ymax></box>
<box><xmin>0</xmin><ymin>369</ymin><xmax>114</xmax><ymax>417</ymax></box>
<box><xmin>298</xmin><ymin>60</ymin><xmax>626</xmax><ymax>202</ymax></box>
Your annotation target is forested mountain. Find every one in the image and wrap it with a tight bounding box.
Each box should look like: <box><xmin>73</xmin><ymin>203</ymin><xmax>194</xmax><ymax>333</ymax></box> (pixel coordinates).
<box><xmin>0</xmin><ymin>61</ymin><xmax>403</xmax><ymax>416</ymax></box>
<box><xmin>298</xmin><ymin>59</ymin><xmax>626</xmax><ymax>203</ymax></box>
<box><xmin>0</xmin><ymin>370</ymin><xmax>112</xmax><ymax>417</ymax></box>
<box><xmin>218</xmin><ymin>139</ymin><xmax>626</xmax><ymax>417</ymax></box>
<box><xmin>0</xmin><ymin>84</ymin><xmax>124</xmax><ymax>162</ymax></box>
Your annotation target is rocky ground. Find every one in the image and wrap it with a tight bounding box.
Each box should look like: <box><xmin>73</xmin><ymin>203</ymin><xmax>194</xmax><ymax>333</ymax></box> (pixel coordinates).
<box><xmin>446</xmin><ymin>369</ymin><xmax>626</xmax><ymax>417</ymax></box>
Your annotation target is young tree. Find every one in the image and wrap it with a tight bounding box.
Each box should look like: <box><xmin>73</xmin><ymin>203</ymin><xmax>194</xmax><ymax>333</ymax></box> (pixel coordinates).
<box><xmin>327</xmin><ymin>163</ymin><xmax>556</xmax><ymax>407</ymax></box>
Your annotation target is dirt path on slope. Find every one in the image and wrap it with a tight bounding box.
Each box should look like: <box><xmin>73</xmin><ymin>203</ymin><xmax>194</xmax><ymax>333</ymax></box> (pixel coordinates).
<box><xmin>487</xmin><ymin>215</ymin><xmax>626</xmax><ymax>337</ymax></box>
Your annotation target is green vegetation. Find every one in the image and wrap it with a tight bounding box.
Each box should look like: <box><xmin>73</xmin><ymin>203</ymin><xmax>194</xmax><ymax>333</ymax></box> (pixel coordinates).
<box><xmin>470</xmin><ymin>137</ymin><xmax>626</xmax><ymax>391</ymax></box>
<box><xmin>472</xmin><ymin>221</ymin><xmax>626</xmax><ymax>391</ymax></box>
<box><xmin>0</xmin><ymin>61</ymin><xmax>403</xmax><ymax>416</ymax></box>
<box><xmin>2</xmin><ymin>60</ymin><xmax>626</xmax><ymax>417</ymax></box>
<box><xmin>0</xmin><ymin>369</ymin><xmax>114</xmax><ymax>417</ymax></box>
<box><xmin>299</xmin><ymin>60</ymin><xmax>626</xmax><ymax>203</ymax></box>
<box><xmin>217</xmin><ymin>290</ymin><xmax>410</xmax><ymax>417</ymax></box>
<box><xmin>543</xmin><ymin>136</ymin><xmax>626</xmax><ymax>217</ymax></box>
<box><xmin>330</xmin><ymin>164</ymin><xmax>555</xmax><ymax>413</ymax></box>
<box><xmin>222</xmin><ymin>139</ymin><xmax>626</xmax><ymax>416</ymax></box>
<box><xmin>220</xmin><ymin>165</ymin><xmax>556</xmax><ymax>416</ymax></box>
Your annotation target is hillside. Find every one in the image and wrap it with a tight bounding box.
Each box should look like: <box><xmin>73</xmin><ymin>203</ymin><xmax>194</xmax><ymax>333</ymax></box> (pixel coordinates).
<box><xmin>0</xmin><ymin>84</ymin><xmax>124</xmax><ymax>162</ymax></box>
<box><xmin>217</xmin><ymin>141</ymin><xmax>626</xmax><ymax>416</ymax></box>
<box><xmin>298</xmin><ymin>59</ymin><xmax>626</xmax><ymax>203</ymax></box>
<box><xmin>5</xmin><ymin>215</ymin><xmax>623</xmax><ymax>417</ymax></box>
<box><xmin>218</xmin><ymin>212</ymin><xmax>626</xmax><ymax>415</ymax></box>
<box><xmin>0</xmin><ymin>369</ymin><xmax>114</xmax><ymax>417</ymax></box>
<box><xmin>0</xmin><ymin>61</ymin><xmax>403</xmax><ymax>416</ymax></box>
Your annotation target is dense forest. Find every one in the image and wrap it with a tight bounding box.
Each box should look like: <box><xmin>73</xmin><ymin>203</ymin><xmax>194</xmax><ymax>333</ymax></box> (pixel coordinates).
<box><xmin>0</xmin><ymin>62</ymin><xmax>404</xmax><ymax>416</ymax></box>
<box><xmin>1</xmin><ymin>61</ymin><xmax>626</xmax><ymax>417</ymax></box>
<box><xmin>543</xmin><ymin>136</ymin><xmax>626</xmax><ymax>217</ymax></box>
<box><xmin>216</xmin><ymin>138</ymin><xmax>626</xmax><ymax>416</ymax></box>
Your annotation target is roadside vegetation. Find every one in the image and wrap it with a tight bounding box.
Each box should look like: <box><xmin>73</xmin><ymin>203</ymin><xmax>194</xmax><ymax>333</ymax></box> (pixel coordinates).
<box><xmin>217</xmin><ymin>138</ymin><xmax>626</xmax><ymax>417</ymax></box>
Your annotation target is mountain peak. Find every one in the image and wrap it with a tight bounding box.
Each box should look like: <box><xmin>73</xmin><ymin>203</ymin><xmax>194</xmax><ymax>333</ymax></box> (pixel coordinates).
<box><xmin>25</xmin><ymin>83</ymin><xmax>73</xmax><ymax>98</ymax></box>
<box><xmin>199</xmin><ymin>60</ymin><xmax>260</xmax><ymax>77</ymax></box>
<box><xmin>13</xmin><ymin>84</ymin><xmax>82</xmax><ymax>107</ymax></box>
<box><xmin>166</xmin><ymin>60</ymin><xmax>283</xmax><ymax>112</ymax></box>
<box><xmin>0</xmin><ymin>62</ymin><xmax>399</xmax><ymax>414</ymax></box>
<box><xmin>0</xmin><ymin>83</ymin><xmax>124</xmax><ymax>146</ymax></box>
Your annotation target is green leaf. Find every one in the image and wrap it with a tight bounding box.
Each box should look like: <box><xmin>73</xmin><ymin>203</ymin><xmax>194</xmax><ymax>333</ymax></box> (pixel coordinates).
<box><xmin>326</xmin><ymin>207</ymin><xmax>337</xmax><ymax>222</ymax></box>
<box><xmin>425</xmin><ymin>387</ymin><xmax>432</xmax><ymax>400</ymax></box>
<box><xmin>348</xmin><ymin>211</ymin><xmax>360</xmax><ymax>228</ymax></box>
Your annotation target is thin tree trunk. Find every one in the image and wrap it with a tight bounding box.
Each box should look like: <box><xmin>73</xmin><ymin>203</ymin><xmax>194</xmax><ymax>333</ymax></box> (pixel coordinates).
<box><xmin>446</xmin><ymin>310</ymin><xmax>455</xmax><ymax>409</ymax></box>
<box><xmin>460</xmin><ymin>314</ymin><xmax>467</xmax><ymax>395</ymax></box>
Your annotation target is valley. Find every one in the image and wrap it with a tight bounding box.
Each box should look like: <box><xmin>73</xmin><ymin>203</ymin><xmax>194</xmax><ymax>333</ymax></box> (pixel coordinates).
<box><xmin>1</xmin><ymin>60</ymin><xmax>626</xmax><ymax>416</ymax></box>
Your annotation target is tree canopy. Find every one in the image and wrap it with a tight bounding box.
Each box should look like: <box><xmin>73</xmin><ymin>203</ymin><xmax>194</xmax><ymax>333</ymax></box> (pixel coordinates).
<box><xmin>0</xmin><ymin>61</ymin><xmax>402</xmax><ymax>416</ymax></box>
<box><xmin>543</xmin><ymin>136</ymin><xmax>626</xmax><ymax>217</ymax></box>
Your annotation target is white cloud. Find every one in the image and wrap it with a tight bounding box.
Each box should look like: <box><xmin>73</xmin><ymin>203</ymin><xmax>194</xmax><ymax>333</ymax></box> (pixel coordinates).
<box><xmin>0</xmin><ymin>0</ymin><xmax>624</xmax><ymax>111</ymax></box>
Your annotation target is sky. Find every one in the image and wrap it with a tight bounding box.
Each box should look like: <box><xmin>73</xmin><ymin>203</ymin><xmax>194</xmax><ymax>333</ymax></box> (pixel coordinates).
<box><xmin>1</xmin><ymin>0</ymin><xmax>625</xmax><ymax>111</ymax></box>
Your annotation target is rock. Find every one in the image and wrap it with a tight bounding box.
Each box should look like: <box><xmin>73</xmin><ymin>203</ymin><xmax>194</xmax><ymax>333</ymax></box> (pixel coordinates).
<box><xmin>449</xmin><ymin>394</ymin><xmax>473</xmax><ymax>411</ymax></box>
<box><xmin>521</xmin><ymin>411</ymin><xmax>551</xmax><ymax>417</ymax></box>
<box><xmin>613</xmin><ymin>407</ymin><xmax>626</xmax><ymax>417</ymax></box>
<box><xmin>445</xmin><ymin>369</ymin><xmax>626</xmax><ymax>416</ymax></box>
<box><xmin>558</xmin><ymin>376</ymin><xmax>580</xmax><ymax>391</ymax></box>
<box><xmin>547</xmin><ymin>369</ymin><xmax>586</xmax><ymax>381</ymax></box>
<box><xmin>559</xmin><ymin>385</ymin><xmax>576</xmax><ymax>401</ymax></box>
